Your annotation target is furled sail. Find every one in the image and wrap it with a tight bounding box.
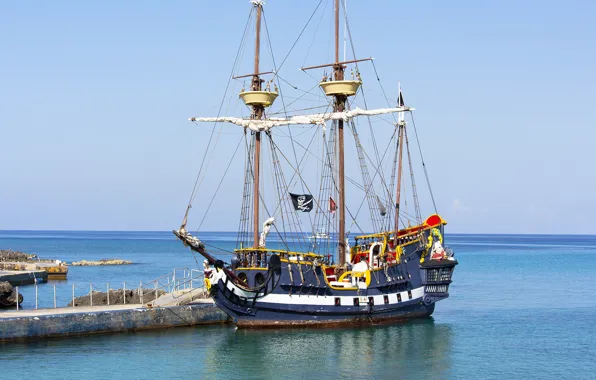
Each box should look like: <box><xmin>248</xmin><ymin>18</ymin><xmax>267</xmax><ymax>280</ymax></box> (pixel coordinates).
<box><xmin>189</xmin><ymin>106</ymin><xmax>414</xmax><ymax>132</ymax></box>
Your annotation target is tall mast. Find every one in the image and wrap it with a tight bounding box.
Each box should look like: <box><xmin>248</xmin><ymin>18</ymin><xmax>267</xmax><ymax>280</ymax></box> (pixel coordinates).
<box><xmin>252</xmin><ymin>1</ymin><xmax>264</xmax><ymax>248</ymax></box>
<box><xmin>394</xmin><ymin>85</ymin><xmax>406</xmax><ymax>244</ymax></box>
<box><xmin>394</xmin><ymin>123</ymin><xmax>405</xmax><ymax>244</ymax></box>
<box><xmin>333</xmin><ymin>0</ymin><xmax>347</xmax><ymax>266</ymax></box>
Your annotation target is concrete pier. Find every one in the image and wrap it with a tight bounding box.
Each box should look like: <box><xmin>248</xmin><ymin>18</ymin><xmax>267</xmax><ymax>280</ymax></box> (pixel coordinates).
<box><xmin>0</xmin><ymin>270</ymin><xmax>47</xmax><ymax>285</ymax></box>
<box><xmin>0</xmin><ymin>261</ymin><xmax>67</xmax><ymax>281</ymax></box>
<box><xmin>0</xmin><ymin>300</ymin><xmax>229</xmax><ymax>342</ymax></box>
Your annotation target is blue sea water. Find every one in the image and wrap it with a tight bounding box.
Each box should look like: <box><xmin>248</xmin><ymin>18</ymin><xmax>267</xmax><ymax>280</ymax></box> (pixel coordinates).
<box><xmin>1</xmin><ymin>231</ymin><xmax>595</xmax><ymax>379</ymax></box>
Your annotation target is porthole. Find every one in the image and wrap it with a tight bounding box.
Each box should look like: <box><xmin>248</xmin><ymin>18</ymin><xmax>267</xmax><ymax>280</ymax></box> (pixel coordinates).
<box><xmin>238</xmin><ymin>272</ymin><xmax>248</xmax><ymax>286</ymax></box>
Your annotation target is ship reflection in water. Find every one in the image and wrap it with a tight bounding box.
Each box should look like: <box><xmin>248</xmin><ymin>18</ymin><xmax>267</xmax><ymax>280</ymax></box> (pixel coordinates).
<box><xmin>205</xmin><ymin>318</ymin><xmax>453</xmax><ymax>379</ymax></box>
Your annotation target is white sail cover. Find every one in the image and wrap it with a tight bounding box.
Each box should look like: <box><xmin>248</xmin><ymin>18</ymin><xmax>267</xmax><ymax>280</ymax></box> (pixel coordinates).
<box><xmin>189</xmin><ymin>107</ymin><xmax>414</xmax><ymax>132</ymax></box>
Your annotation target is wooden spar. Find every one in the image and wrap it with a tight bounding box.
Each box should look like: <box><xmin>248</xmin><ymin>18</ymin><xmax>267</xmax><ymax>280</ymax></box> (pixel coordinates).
<box><xmin>333</xmin><ymin>0</ymin><xmax>347</xmax><ymax>266</ymax></box>
<box><xmin>301</xmin><ymin>58</ymin><xmax>372</xmax><ymax>71</ymax></box>
<box><xmin>394</xmin><ymin>123</ymin><xmax>405</xmax><ymax>245</ymax></box>
<box><xmin>252</xmin><ymin>2</ymin><xmax>264</xmax><ymax>248</ymax></box>
<box><xmin>233</xmin><ymin>71</ymin><xmax>273</xmax><ymax>80</ymax></box>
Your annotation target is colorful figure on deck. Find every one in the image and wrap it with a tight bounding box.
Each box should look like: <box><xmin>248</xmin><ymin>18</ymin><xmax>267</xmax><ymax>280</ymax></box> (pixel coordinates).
<box><xmin>431</xmin><ymin>240</ymin><xmax>446</xmax><ymax>260</ymax></box>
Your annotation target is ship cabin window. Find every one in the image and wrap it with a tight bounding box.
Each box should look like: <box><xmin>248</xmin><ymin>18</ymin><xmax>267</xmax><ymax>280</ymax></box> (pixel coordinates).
<box><xmin>353</xmin><ymin>298</ymin><xmax>359</xmax><ymax>306</ymax></box>
<box><xmin>397</xmin><ymin>294</ymin><xmax>402</xmax><ymax>303</ymax></box>
<box><xmin>383</xmin><ymin>295</ymin><xmax>389</xmax><ymax>304</ymax></box>
<box><xmin>408</xmin><ymin>290</ymin><xmax>412</xmax><ymax>300</ymax></box>
<box><xmin>368</xmin><ymin>297</ymin><xmax>374</xmax><ymax>306</ymax></box>
<box><xmin>335</xmin><ymin>297</ymin><xmax>340</xmax><ymax>306</ymax></box>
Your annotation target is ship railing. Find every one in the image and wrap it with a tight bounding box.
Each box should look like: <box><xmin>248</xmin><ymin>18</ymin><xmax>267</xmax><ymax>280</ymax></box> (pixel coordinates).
<box><xmin>234</xmin><ymin>247</ymin><xmax>324</xmax><ymax>258</ymax></box>
<box><xmin>141</xmin><ymin>267</ymin><xmax>206</xmax><ymax>300</ymax></box>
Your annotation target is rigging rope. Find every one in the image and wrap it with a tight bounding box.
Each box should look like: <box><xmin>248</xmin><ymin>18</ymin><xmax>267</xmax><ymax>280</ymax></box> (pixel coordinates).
<box><xmin>238</xmin><ymin>132</ymin><xmax>255</xmax><ymax>248</ymax></box>
<box><xmin>182</xmin><ymin>8</ymin><xmax>255</xmax><ymax>227</ymax></box>
<box><xmin>268</xmin><ymin>136</ymin><xmax>337</xmax><ymax>232</ymax></box>
<box><xmin>404</xmin><ymin>126</ymin><xmax>423</xmax><ymax>225</ymax></box>
<box><xmin>197</xmin><ymin>134</ymin><xmax>245</xmax><ymax>231</ymax></box>
<box><xmin>301</xmin><ymin>0</ymin><xmax>328</xmax><ymax>68</ymax></box>
<box><xmin>275</xmin><ymin>0</ymin><xmax>325</xmax><ymax>73</ymax></box>
<box><xmin>263</xmin><ymin>11</ymin><xmax>314</xmax><ymax>233</ymax></box>
<box><xmin>346</xmin><ymin>119</ymin><xmax>400</xmax><ymax>234</ymax></box>
<box><xmin>409</xmin><ymin>112</ymin><xmax>438</xmax><ymax>214</ymax></box>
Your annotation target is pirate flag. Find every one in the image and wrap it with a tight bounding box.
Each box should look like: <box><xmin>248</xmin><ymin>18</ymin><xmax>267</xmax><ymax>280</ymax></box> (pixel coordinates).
<box><xmin>290</xmin><ymin>193</ymin><xmax>314</xmax><ymax>212</ymax></box>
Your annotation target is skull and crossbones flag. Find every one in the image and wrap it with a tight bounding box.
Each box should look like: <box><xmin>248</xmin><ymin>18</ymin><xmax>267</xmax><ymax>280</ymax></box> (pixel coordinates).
<box><xmin>289</xmin><ymin>193</ymin><xmax>314</xmax><ymax>212</ymax></box>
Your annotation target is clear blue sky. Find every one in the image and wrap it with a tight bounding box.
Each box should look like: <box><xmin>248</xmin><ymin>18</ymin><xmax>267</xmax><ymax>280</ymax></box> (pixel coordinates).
<box><xmin>1</xmin><ymin>0</ymin><xmax>595</xmax><ymax>234</ymax></box>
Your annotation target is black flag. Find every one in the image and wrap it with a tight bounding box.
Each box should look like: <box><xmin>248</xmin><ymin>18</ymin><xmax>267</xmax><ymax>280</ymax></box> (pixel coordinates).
<box><xmin>398</xmin><ymin>90</ymin><xmax>405</xmax><ymax>107</ymax></box>
<box><xmin>290</xmin><ymin>193</ymin><xmax>314</xmax><ymax>212</ymax></box>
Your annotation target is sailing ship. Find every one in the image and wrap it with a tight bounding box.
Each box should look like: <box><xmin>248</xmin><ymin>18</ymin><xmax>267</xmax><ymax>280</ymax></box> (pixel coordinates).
<box><xmin>174</xmin><ymin>0</ymin><xmax>457</xmax><ymax>327</ymax></box>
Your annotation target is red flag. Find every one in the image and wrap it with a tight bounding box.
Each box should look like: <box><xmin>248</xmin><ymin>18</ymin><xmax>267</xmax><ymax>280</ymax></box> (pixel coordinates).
<box><xmin>329</xmin><ymin>197</ymin><xmax>337</xmax><ymax>213</ymax></box>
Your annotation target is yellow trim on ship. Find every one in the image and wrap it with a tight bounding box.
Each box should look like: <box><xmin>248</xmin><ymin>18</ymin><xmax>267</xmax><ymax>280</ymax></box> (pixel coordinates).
<box><xmin>234</xmin><ymin>247</ymin><xmax>324</xmax><ymax>259</ymax></box>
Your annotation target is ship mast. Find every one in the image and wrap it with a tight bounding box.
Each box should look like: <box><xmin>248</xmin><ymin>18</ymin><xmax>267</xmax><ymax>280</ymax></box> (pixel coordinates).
<box><xmin>300</xmin><ymin>0</ymin><xmax>365</xmax><ymax>266</ymax></box>
<box><xmin>228</xmin><ymin>1</ymin><xmax>277</xmax><ymax>249</ymax></box>
<box><xmin>252</xmin><ymin>1</ymin><xmax>264</xmax><ymax>248</ymax></box>
<box><xmin>393</xmin><ymin>86</ymin><xmax>406</xmax><ymax>245</ymax></box>
<box><xmin>333</xmin><ymin>0</ymin><xmax>347</xmax><ymax>266</ymax></box>
<box><xmin>394</xmin><ymin>122</ymin><xmax>404</xmax><ymax>244</ymax></box>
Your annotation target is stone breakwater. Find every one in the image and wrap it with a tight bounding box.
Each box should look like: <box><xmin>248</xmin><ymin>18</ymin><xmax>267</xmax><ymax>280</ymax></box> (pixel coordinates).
<box><xmin>0</xmin><ymin>250</ymin><xmax>37</xmax><ymax>262</ymax></box>
<box><xmin>70</xmin><ymin>259</ymin><xmax>133</xmax><ymax>266</ymax></box>
<box><xmin>68</xmin><ymin>289</ymin><xmax>166</xmax><ymax>307</ymax></box>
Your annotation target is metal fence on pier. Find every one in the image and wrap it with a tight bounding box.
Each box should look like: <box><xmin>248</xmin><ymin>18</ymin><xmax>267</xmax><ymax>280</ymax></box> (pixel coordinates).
<box><xmin>11</xmin><ymin>267</ymin><xmax>206</xmax><ymax>311</ymax></box>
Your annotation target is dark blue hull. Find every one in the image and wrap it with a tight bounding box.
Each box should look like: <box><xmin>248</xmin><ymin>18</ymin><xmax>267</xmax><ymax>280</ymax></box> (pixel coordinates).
<box><xmin>215</xmin><ymin>289</ymin><xmax>436</xmax><ymax>328</ymax></box>
<box><xmin>207</xmin><ymin>239</ymin><xmax>456</xmax><ymax>328</ymax></box>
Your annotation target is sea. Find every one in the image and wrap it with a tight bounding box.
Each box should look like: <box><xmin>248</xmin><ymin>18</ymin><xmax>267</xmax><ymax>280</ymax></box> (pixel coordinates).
<box><xmin>0</xmin><ymin>231</ymin><xmax>595</xmax><ymax>380</ymax></box>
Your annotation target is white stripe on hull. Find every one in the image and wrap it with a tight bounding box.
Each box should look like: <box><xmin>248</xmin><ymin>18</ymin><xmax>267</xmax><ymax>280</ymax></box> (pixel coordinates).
<box><xmin>257</xmin><ymin>287</ymin><xmax>424</xmax><ymax>306</ymax></box>
<box><xmin>219</xmin><ymin>273</ymin><xmax>424</xmax><ymax>306</ymax></box>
